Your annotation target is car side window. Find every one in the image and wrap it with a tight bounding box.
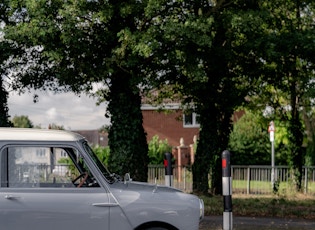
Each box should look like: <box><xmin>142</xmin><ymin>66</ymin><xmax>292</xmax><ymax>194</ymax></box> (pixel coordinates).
<box><xmin>1</xmin><ymin>146</ymin><xmax>98</xmax><ymax>188</ymax></box>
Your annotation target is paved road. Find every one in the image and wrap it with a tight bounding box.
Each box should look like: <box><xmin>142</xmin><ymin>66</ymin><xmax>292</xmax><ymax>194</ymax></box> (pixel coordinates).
<box><xmin>199</xmin><ymin>216</ymin><xmax>315</xmax><ymax>230</ymax></box>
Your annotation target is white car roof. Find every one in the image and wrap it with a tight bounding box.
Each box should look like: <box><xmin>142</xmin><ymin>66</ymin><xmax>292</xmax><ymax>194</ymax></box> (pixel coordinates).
<box><xmin>0</xmin><ymin>128</ymin><xmax>84</xmax><ymax>142</ymax></box>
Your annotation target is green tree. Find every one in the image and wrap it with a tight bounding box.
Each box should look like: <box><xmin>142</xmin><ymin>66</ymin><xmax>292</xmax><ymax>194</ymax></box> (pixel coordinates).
<box><xmin>247</xmin><ymin>0</ymin><xmax>315</xmax><ymax>191</ymax></box>
<box><xmin>11</xmin><ymin>115</ymin><xmax>33</xmax><ymax>128</ymax></box>
<box><xmin>5</xmin><ymin>0</ymin><xmax>315</xmax><ymax>194</ymax></box>
<box><xmin>303</xmin><ymin>108</ymin><xmax>315</xmax><ymax>166</ymax></box>
<box><xmin>229</xmin><ymin>111</ymin><xmax>270</xmax><ymax>165</ymax></box>
<box><xmin>0</xmin><ymin>78</ymin><xmax>12</xmax><ymax>127</ymax></box>
<box><xmin>143</xmin><ymin>0</ymin><xmax>315</xmax><ymax>194</ymax></box>
<box><xmin>48</xmin><ymin>123</ymin><xmax>64</xmax><ymax>130</ymax></box>
<box><xmin>0</xmin><ymin>1</ymin><xmax>14</xmax><ymax>127</ymax></box>
<box><xmin>228</xmin><ymin>110</ymin><xmax>291</xmax><ymax>166</ymax></box>
<box><xmin>5</xmin><ymin>0</ymin><xmax>149</xmax><ymax>181</ymax></box>
<box><xmin>106</xmin><ymin>74</ymin><xmax>148</xmax><ymax>180</ymax></box>
<box><xmin>98</xmin><ymin>124</ymin><xmax>109</xmax><ymax>133</ymax></box>
<box><xmin>93</xmin><ymin>146</ymin><xmax>110</xmax><ymax>167</ymax></box>
<box><xmin>142</xmin><ymin>0</ymin><xmax>266</xmax><ymax>194</ymax></box>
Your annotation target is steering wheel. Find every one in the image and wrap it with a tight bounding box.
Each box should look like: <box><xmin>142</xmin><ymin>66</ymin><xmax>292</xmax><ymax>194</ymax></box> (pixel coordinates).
<box><xmin>72</xmin><ymin>172</ymin><xmax>89</xmax><ymax>188</ymax></box>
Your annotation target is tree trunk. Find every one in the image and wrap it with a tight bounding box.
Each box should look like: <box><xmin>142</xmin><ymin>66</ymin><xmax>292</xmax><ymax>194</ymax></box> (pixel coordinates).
<box><xmin>192</xmin><ymin>125</ymin><xmax>215</xmax><ymax>194</ymax></box>
<box><xmin>288</xmin><ymin>112</ymin><xmax>304</xmax><ymax>191</ymax></box>
<box><xmin>0</xmin><ymin>77</ymin><xmax>12</xmax><ymax>127</ymax></box>
<box><xmin>107</xmin><ymin>71</ymin><xmax>148</xmax><ymax>182</ymax></box>
<box><xmin>192</xmin><ymin>101</ymin><xmax>233</xmax><ymax>195</ymax></box>
<box><xmin>288</xmin><ymin>81</ymin><xmax>304</xmax><ymax>191</ymax></box>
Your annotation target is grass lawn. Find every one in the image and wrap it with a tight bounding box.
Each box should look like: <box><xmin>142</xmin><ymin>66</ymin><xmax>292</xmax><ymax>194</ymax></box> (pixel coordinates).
<box><xmin>232</xmin><ymin>180</ymin><xmax>315</xmax><ymax>195</ymax></box>
<box><xmin>200</xmin><ymin>193</ymin><xmax>315</xmax><ymax>219</ymax></box>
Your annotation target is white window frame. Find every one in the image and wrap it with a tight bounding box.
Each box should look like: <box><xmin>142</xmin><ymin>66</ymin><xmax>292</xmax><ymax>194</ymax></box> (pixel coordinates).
<box><xmin>183</xmin><ymin>112</ymin><xmax>200</xmax><ymax>128</ymax></box>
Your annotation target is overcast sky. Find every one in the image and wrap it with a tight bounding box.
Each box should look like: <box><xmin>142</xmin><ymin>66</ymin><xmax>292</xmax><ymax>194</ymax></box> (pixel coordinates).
<box><xmin>7</xmin><ymin>90</ymin><xmax>110</xmax><ymax>130</ymax></box>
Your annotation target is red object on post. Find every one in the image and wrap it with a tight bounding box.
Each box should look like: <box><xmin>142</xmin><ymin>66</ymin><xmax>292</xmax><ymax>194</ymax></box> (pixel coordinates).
<box><xmin>164</xmin><ymin>152</ymin><xmax>173</xmax><ymax>187</ymax></box>
<box><xmin>222</xmin><ymin>159</ymin><xmax>227</xmax><ymax>169</ymax></box>
<box><xmin>268</xmin><ymin>121</ymin><xmax>275</xmax><ymax>132</ymax></box>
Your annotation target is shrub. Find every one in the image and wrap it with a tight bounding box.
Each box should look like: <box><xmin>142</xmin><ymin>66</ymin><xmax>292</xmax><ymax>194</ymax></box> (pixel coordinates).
<box><xmin>148</xmin><ymin>135</ymin><xmax>172</xmax><ymax>165</ymax></box>
<box><xmin>93</xmin><ymin>146</ymin><xmax>110</xmax><ymax>166</ymax></box>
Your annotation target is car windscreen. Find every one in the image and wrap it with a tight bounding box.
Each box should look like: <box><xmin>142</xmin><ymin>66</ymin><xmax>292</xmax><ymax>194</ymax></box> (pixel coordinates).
<box><xmin>82</xmin><ymin>141</ymin><xmax>117</xmax><ymax>184</ymax></box>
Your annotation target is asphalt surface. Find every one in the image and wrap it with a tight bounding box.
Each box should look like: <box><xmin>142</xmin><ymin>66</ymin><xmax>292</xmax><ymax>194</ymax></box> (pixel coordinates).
<box><xmin>199</xmin><ymin>216</ymin><xmax>315</xmax><ymax>230</ymax></box>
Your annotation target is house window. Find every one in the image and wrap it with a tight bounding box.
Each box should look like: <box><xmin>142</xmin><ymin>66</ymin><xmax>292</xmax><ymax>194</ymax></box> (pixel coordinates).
<box><xmin>183</xmin><ymin>112</ymin><xmax>200</xmax><ymax>128</ymax></box>
<box><xmin>60</xmin><ymin>150</ymin><xmax>67</xmax><ymax>157</ymax></box>
<box><xmin>36</xmin><ymin>148</ymin><xmax>46</xmax><ymax>157</ymax></box>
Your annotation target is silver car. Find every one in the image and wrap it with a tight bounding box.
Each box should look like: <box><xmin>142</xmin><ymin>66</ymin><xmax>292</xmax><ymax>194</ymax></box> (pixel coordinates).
<box><xmin>0</xmin><ymin>128</ymin><xmax>204</xmax><ymax>230</ymax></box>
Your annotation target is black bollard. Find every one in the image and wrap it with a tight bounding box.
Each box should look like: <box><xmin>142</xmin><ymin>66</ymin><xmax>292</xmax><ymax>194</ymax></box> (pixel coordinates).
<box><xmin>222</xmin><ymin>150</ymin><xmax>233</xmax><ymax>230</ymax></box>
<box><xmin>164</xmin><ymin>152</ymin><xmax>173</xmax><ymax>187</ymax></box>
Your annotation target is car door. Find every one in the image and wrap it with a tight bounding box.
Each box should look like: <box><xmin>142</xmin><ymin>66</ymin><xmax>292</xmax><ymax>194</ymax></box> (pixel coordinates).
<box><xmin>0</xmin><ymin>145</ymin><xmax>111</xmax><ymax>230</ymax></box>
<box><xmin>0</xmin><ymin>187</ymin><xmax>111</xmax><ymax>230</ymax></box>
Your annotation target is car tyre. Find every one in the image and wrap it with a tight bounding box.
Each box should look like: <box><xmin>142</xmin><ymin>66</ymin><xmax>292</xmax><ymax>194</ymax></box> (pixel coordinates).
<box><xmin>136</xmin><ymin>222</ymin><xmax>178</xmax><ymax>230</ymax></box>
<box><xmin>143</xmin><ymin>228</ymin><xmax>169</xmax><ymax>230</ymax></box>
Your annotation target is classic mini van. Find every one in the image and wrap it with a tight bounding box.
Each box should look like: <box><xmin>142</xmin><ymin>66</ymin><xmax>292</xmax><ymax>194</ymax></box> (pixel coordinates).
<box><xmin>0</xmin><ymin>128</ymin><xmax>204</xmax><ymax>230</ymax></box>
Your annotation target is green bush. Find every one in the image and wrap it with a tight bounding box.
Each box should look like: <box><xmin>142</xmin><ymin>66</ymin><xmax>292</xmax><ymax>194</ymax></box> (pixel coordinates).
<box><xmin>93</xmin><ymin>146</ymin><xmax>110</xmax><ymax>167</ymax></box>
<box><xmin>92</xmin><ymin>136</ymin><xmax>171</xmax><ymax>168</ymax></box>
<box><xmin>148</xmin><ymin>135</ymin><xmax>172</xmax><ymax>165</ymax></box>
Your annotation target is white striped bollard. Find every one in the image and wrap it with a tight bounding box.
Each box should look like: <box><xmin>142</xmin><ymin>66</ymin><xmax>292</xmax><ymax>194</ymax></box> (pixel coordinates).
<box><xmin>222</xmin><ymin>150</ymin><xmax>233</xmax><ymax>230</ymax></box>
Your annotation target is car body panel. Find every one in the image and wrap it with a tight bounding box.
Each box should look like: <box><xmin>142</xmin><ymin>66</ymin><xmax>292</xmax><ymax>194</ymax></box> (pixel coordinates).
<box><xmin>0</xmin><ymin>128</ymin><xmax>203</xmax><ymax>230</ymax></box>
<box><xmin>0</xmin><ymin>188</ymin><xmax>111</xmax><ymax>230</ymax></box>
<box><xmin>110</xmin><ymin>182</ymin><xmax>201</xmax><ymax>230</ymax></box>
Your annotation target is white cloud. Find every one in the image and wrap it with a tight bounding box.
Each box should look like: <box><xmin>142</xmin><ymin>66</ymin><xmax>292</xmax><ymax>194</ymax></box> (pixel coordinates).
<box><xmin>8</xmin><ymin>90</ymin><xmax>110</xmax><ymax>130</ymax></box>
<box><xmin>46</xmin><ymin>107</ymin><xmax>57</xmax><ymax>120</ymax></box>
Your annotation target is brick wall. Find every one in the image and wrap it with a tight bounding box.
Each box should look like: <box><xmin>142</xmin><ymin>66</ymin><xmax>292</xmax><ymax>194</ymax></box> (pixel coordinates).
<box><xmin>142</xmin><ymin>109</ymin><xmax>199</xmax><ymax>147</ymax></box>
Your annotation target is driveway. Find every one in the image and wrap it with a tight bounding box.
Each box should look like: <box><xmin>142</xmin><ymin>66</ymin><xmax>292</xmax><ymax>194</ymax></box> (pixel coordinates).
<box><xmin>199</xmin><ymin>216</ymin><xmax>315</xmax><ymax>230</ymax></box>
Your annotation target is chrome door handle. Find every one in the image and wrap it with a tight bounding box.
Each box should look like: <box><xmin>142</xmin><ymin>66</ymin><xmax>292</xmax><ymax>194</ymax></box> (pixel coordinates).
<box><xmin>92</xmin><ymin>203</ymin><xmax>119</xmax><ymax>207</ymax></box>
<box><xmin>4</xmin><ymin>195</ymin><xmax>20</xmax><ymax>200</ymax></box>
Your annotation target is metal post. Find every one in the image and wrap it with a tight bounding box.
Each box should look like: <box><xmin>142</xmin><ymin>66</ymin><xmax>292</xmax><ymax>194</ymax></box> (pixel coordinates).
<box><xmin>271</xmin><ymin>141</ymin><xmax>275</xmax><ymax>190</ymax></box>
<box><xmin>246</xmin><ymin>167</ymin><xmax>250</xmax><ymax>195</ymax></box>
<box><xmin>164</xmin><ymin>152</ymin><xmax>173</xmax><ymax>187</ymax></box>
<box><xmin>269</xmin><ymin>121</ymin><xmax>275</xmax><ymax>191</ymax></box>
<box><xmin>222</xmin><ymin>150</ymin><xmax>233</xmax><ymax>230</ymax></box>
<box><xmin>304</xmin><ymin>167</ymin><xmax>308</xmax><ymax>194</ymax></box>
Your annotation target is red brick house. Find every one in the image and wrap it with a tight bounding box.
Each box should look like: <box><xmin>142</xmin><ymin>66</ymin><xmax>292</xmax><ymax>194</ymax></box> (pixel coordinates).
<box><xmin>142</xmin><ymin>103</ymin><xmax>199</xmax><ymax>148</ymax></box>
<box><xmin>142</xmin><ymin>102</ymin><xmax>244</xmax><ymax>167</ymax></box>
<box><xmin>142</xmin><ymin>103</ymin><xmax>199</xmax><ymax>172</ymax></box>
<box><xmin>73</xmin><ymin>130</ymin><xmax>108</xmax><ymax>147</ymax></box>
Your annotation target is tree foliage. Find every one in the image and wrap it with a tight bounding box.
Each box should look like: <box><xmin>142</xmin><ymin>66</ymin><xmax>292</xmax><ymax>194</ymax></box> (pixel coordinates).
<box><xmin>93</xmin><ymin>146</ymin><xmax>110</xmax><ymax>167</ymax></box>
<box><xmin>148</xmin><ymin>135</ymin><xmax>172</xmax><ymax>165</ymax></box>
<box><xmin>106</xmin><ymin>73</ymin><xmax>148</xmax><ymax>181</ymax></box>
<box><xmin>11</xmin><ymin>115</ymin><xmax>33</xmax><ymax>128</ymax></box>
<box><xmin>229</xmin><ymin>111</ymin><xmax>270</xmax><ymax>165</ymax></box>
<box><xmin>246</xmin><ymin>0</ymin><xmax>315</xmax><ymax>190</ymax></box>
<box><xmin>0</xmin><ymin>1</ymin><xmax>14</xmax><ymax>127</ymax></box>
<box><xmin>143</xmin><ymin>0</ymin><xmax>315</xmax><ymax>194</ymax></box>
<box><xmin>48</xmin><ymin>123</ymin><xmax>64</xmax><ymax>130</ymax></box>
<box><xmin>2</xmin><ymin>0</ymin><xmax>315</xmax><ymax>194</ymax></box>
<box><xmin>4</xmin><ymin>0</ymin><xmax>149</xmax><ymax>181</ymax></box>
<box><xmin>0</xmin><ymin>77</ymin><xmax>12</xmax><ymax>127</ymax></box>
<box><xmin>228</xmin><ymin>110</ymin><xmax>291</xmax><ymax>166</ymax></box>
<box><xmin>140</xmin><ymin>0</ymin><xmax>267</xmax><ymax>194</ymax></box>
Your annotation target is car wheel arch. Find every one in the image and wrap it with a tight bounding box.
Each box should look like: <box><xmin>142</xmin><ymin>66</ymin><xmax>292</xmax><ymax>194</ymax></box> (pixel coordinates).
<box><xmin>134</xmin><ymin>221</ymin><xmax>178</xmax><ymax>230</ymax></box>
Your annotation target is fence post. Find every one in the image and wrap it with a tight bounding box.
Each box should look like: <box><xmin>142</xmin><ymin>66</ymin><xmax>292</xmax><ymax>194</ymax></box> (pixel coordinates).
<box><xmin>164</xmin><ymin>152</ymin><xmax>173</xmax><ymax>187</ymax></box>
<box><xmin>247</xmin><ymin>167</ymin><xmax>250</xmax><ymax>194</ymax></box>
<box><xmin>304</xmin><ymin>166</ymin><xmax>308</xmax><ymax>194</ymax></box>
<box><xmin>222</xmin><ymin>150</ymin><xmax>233</xmax><ymax>230</ymax></box>
<box><xmin>183</xmin><ymin>167</ymin><xmax>186</xmax><ymax>191</ymax></box>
